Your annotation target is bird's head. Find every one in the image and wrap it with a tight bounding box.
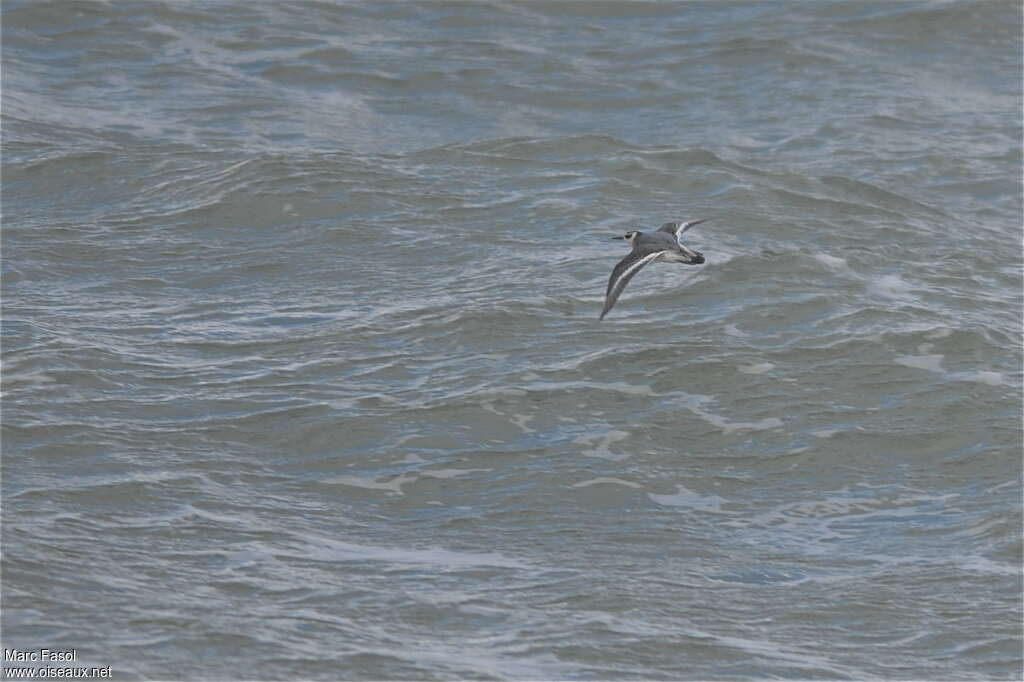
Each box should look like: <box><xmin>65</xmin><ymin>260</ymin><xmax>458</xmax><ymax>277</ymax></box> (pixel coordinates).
<box><xmin>611</xmin><ymin>230</ymin><xmax>641</xmax><ymax>245</ymax></box>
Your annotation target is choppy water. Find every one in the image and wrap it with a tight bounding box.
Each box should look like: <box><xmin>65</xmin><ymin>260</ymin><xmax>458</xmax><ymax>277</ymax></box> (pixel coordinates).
<box><xmin>3</xmin><ymin>1</ymin><xmax>1022</xmax><ymax>679</ymax></box>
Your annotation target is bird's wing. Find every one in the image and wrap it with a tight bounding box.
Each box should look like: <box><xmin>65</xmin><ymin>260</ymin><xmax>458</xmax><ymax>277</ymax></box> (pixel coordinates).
<box><xmin>657</xmin><ymin>220</ymin><xmax>703</xmax><ymax>244</ymax></box>
<box><xmin>656</xmin><ymin>222</ymin><xmax>678</xmax><ymax>236</ymax></box>
<box><xmin>600</xmin><ymin>249</ymin><xmax>666</xmax><ymax>320</ymax></box>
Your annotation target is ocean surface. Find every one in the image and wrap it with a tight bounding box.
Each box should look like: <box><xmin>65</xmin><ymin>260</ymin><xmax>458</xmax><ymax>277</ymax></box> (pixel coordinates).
<box><xmin>2</xmin><ymin>1</ymin><xmax>1021</xmax><ymax>679</ymax></box>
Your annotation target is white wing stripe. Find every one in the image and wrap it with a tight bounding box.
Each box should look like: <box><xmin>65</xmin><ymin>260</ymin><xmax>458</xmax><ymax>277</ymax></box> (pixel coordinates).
<box><xmin>675</xmin><ymin>219</ymin><xmax>703</xmax><ymax>242</ymax></box>
<box><xmin>600</xmin><ymin>250</ymin><xmax>666</xmax><ymax>319</ymax></box>
<box><xmin>612</xmin><ymin>251</ymin><xmax>663</xmax><ymax>295</ymax></box>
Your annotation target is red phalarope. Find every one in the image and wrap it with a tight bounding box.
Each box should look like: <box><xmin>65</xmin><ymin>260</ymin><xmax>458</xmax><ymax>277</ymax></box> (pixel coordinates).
<box><xmin>599</xmin><ymin>220</ymin><xmax>706</xmax><ymax>320</ymax></box>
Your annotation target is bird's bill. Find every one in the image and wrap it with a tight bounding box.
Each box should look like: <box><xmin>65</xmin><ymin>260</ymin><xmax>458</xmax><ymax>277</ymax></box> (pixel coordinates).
<box><xmin>611</xmin><ymin>235</ymin><xmax>626</xmax><ymax>240</ymax></box>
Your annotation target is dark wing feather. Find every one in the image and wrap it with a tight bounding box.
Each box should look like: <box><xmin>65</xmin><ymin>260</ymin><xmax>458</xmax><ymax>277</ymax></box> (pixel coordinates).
<box><xmin>656</xmin><ymin>222</ymin><xmax>678</xmax><ymax>236</ymax></box>
<box><xmin>599</xmin><ymin>249</ymin><xmax>666</xmax><ymax>320</ymax></box>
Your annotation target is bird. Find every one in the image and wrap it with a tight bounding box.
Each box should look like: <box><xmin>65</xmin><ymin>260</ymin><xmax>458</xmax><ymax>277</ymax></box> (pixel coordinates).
<box><xmin>599</xmin><ymin>219</ymin><xmax>706</xmax><ymax>320</ymax></box>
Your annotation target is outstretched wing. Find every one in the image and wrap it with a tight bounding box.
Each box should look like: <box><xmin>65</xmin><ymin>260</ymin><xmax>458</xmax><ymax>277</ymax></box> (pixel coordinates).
<box><xmin>657</xmin><ymin>220</ymin><xmax>704</xmax><ymax>244</ymax></box>
<box><xmin>600</xmin><ymin>249</ymin><xmax>666</xmax><ymax>320</ymax></box>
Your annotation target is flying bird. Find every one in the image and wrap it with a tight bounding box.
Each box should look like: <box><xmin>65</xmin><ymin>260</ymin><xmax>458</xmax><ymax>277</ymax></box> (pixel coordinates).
<box><xmin>599</xmin><ymin>220</ymin><xmax>706</xmax><ymax>320</ymax></box>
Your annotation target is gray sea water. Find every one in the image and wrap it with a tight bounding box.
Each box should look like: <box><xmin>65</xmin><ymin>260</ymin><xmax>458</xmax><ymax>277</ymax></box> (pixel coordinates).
<box><xmin>2</xmin><ymin>1</ymin><xmax>1022</xmax><ymax>680</ymax></box>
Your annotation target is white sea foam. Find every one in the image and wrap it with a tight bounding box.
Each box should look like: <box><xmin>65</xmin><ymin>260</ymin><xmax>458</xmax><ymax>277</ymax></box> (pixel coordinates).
<box><xmin>574</xmin><ymin>429</ymin><xmax>631</xmax><ymax>460</ymax></box>
<box><xmin>894</xmin><ymin>354</ymin><xmax>945</xmax><ymax>373</ymax></box>
<box><xmin>323</xmin><ymin>467</ymin><xmax>490</xmax><ymax>495</ymax></box>
<box><xmin>293</xmin><ymin>530</ymin><xmax>527</xmax><ymax>569</ymax></box>
<box><xmin>323</xmin><ymin>474</ymin><xmax>412</xmax><ymax>494</ymax></box>
<box><xmin>925</xmin><ymin>326</ymin><xmax>954</xmax><ymax>340</ymax></box>
<box><xmin>813</xmin><ymin>252</ymin><xmax>848</xmax><ymax>270</ymax></box>
<box><xmin>647</xmin><ymin>484</ymin><xmax>731</xmax><ymax>513</ymax></box>
<box><xmin>683</xmin><ymin>393</ymin><xmax>783</xmax><ymax>434</ymax></box>
<box><xmin>868</xmin><ymin>273</ymin><xmax>916</xmax><ymax>299</ymax></box>
<box><xmin>571</xmin><ymin>477</ymin><xmax>643</xmax><ymax>489</ymax></box>
<box><xmin>953</xmin><ymin>370</ymin><xmax>1006</xmax><ymax>386</ymax></box>
<box><xmin>397</xmin><ymin>454</ymin><xmax>427</xmax><ymax>464</ymax></box>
